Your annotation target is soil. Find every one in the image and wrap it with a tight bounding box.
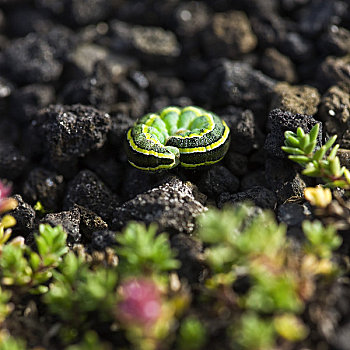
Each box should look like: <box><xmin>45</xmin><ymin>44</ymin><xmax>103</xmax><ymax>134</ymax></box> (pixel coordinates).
<box><xmin>0</xmin><ymin>0</ymin><xmax>350</xmax><ymax>349</ymax></box>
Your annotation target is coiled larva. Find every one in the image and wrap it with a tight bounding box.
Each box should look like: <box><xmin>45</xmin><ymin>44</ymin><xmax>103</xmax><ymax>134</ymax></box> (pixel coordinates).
<box><xmin>125</xmin><ymin>106</ymin><xmax>230</xmax><ymax>171</ymax></box>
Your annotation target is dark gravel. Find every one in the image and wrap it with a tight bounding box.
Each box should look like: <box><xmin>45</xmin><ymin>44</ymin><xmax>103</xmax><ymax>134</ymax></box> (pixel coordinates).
<box><xmin>217</xmin><ymin>186</ymin><xmax>277</xmax><ymax>210</ymax></box>
<box><xmin>22</xmin><ymin>168</ymin><xmax>65</xmax><ymax>212</ymax></box>
<box><xmin>112</xmin><ymin>177</ymin><xmax>206</xmax><ymax>234</ymax></box>
<box><xmin>2</xmin><ymin>33</ymin><xmax>63</xmax><ymax>84</ymax></box>
<box><xmin>32</xmin><ymin>104</ymin><xmax>111</xmax><ymax>173</ymax></box>
<box><xmin>0</xmin><ymin>1</ymin><xmax>349</xmax><ymax>347</ymax></box>
<box><xmin>42</xmin><ymin>207</ymin><xmax>81</xmax><ymax>243</ymax></box>
<box><xmin>64</xmin><ymin>170</ymin><xmax>118</xmax><ymax>223</ymax></box>
<box><xmin>9</xmin><ymin>194</ymin><xmax>36</xmax><ymax>236</ymax></box>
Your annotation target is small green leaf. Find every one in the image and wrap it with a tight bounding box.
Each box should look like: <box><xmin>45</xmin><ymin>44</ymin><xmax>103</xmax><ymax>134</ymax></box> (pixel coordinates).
<box><xmin>324</xmin><ymin>135</ymin><xmax>337</xmax><ymax>151</ymax></box>
<box><xmin>304</xmin><ymin>141</ymin><xmax>317</xmax><ymax>155</ymax></box>
<box><xmin>30</xmin><ymin>285</ymin><xmax>49</xmax><ymax>295</ymax></box>
<box><xmin>281</xmin><ymin>147</ymin><xmax>304</xmax><ymax>155</ymax></box>
<box><xmin>30</xmin><ymin>252</ymin><xmax>41</xmax><ymax>271</ymax></box>
<box><xmin>329</xmin><ymin>180</ymin><xmax>348</xmax><ymax>188</ymax></box>
<box><xmin>178</xmin><ymin>317</ymin><xmax>207</xmax><ymax>350</ymax></box>
<box><xmin>329</xmin><ymin>157</ymin><xmax>341</xmax><ymax>177</ymax></box>
<box><xmin>285</xmin><ymin>135</ymin><xmax>300</xmax><ymax>148</ymax></box>
<box><xmin>285</xmin><ymin>131</ymin><xmax>297</xmax><ymax>138</ymax></box>
<box><xmin>36</xmin><ymin>236</ymin><xmax>49</xmax><ymax>257</ymax></box>
<box><xmin>313</xmin><ymin>146</ymin><xmax>327</xmax><ymax>161</ymax></box>
<box><xmin>299</xmin><ymin>134</ymin><xmax>310</xmax><ymax>151</ymax></box>
<box><xmin>302</xmin><ymin>167</ymin><xmax>320</xmax><ymax>177</ymax></box>
<box><xmin>344</xmin><ymin>168</ymin><xmax>350</xmax><ymax>184</ymax></box>
<box><xmin>297</xmin><ymin>127</ymin><xmax>305</xmax><ymax>138</ymax></box>
<box><xmin>328</xmin><ymin>144</ymin><xmax>340</xmax><ymax>160</ymax></box>
<box><xmin>309</xmin><ymin>124</ymin><xmax>320</xmax><ymax>143</ymax></box>
<box><xmin>288</xmin><ymin>155</ymin><xmax>310</xmax><ymax>165</ymax></box>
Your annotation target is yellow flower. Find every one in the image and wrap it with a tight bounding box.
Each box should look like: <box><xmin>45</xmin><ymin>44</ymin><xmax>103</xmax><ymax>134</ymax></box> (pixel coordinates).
<box><xmin>304</xmin><ymin>187</ymin><xmax>332</xmax><ymax>208</ymax></box>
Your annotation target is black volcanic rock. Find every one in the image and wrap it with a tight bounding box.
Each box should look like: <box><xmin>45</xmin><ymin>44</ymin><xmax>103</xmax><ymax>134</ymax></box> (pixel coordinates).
<box><xmin>204</xmin><ymin>60</ymin><xmax>276</xmax><ymax>117</ymax></box>
<box><xmin>2</xmin><ymin>33</ymin><xmax>62</xmax><ymax>84</ymax></box>
<box><xmin>64</xmin><ymin>170</ymin><xmax>118</xmax><ymax>223</ymax></box>
<box><xmin>22</xmin><ymin>168</ymin><xmax>65</xmax><ymax>212</ymax></box>
<box><xmin>112</xmin><ymin>177</ymin><xmax>206</xmax><ymax>234</ymax></box>
<box><xmin>42</xmin><ymin>207</ymin><xmax>81</xmax><ymax>243</ymax></box>
<box><xmin>33</xmin><ymin>104</ymin><xmax>111</xmax><ymax>171</ymax></box>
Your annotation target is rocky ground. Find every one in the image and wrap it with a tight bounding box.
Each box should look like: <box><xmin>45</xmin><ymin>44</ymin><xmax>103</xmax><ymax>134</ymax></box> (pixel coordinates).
<box><xmin>0</xmin><ymin>0</ymin><xmax>350</xmax><ymax>349</ymax></box>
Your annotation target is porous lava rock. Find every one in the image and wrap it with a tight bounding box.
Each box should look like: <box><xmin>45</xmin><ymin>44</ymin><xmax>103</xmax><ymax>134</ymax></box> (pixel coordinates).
<box><xmin>217</xmin><ymin>186</ymin><xmax>277</xmax><ymax>210</ymax></box>
<box><xmin>270</xmin><ymin>82</ymin><xmax>320</xmax><ymax>116</ymax></box>
<box><xmin>222</xmin><ymin>107</ymin><xmax>262</xmax><ymax>154</ymax></box>
<box><xmin>202</xmin><ymin>11</ymin><xmax>257</xmax><ymax>59</ymax></box>
<box><xmin>74</xmin><ymin>204</ymin><xmax>108</xmax><ymax>241</ymax></box>
<box><xmin>260</xmin><ymin>48</ymin><xmax>297</xmax><ymax>83</ymax></box>
<box><xmin>90</xmin><ymin>230</ymin><xmax>117</xmax><ymax>251</ymax></box>
<box><xmin>0</xmin><ymin>142</ymin><xmax>28</xmax><ymax>180</ymax></box>
<box><xmin>2</xmin><ymin>33</ymin><xmax>62</xmax><ymax>84</ymax></box>
<box><xmin>64</xmin><ymin>170</ymin><xmax>118</xmax><ymax>223</ymax></box>
<box><xmin>204</xmin><ymin>60</ymin><xmax>276</xmax><ymax>118</ymax></box>
<box><xmin>112</xmin><ymin>177</ymin><xmax>206</xmax><ymax>234</ymax></box>
<box><xmin>10</xmin><ymin>84</ymin><xmax>55</xmax><ymax>124</ymax></box>
<box><xmin>42</xmin><ymin>207</ymin><xmax>81</xmax><ymax>243</ymax></box>
<box><xmin>9</xmin><ymin>194</ymin><xmax>36</xmax><ymax>236</ymax></box>
<box><xmin>33</xmin><ymin>104</ymin><xmax>111</xmax><ymax>170</ymax></box>
<box><xmin>170</xmin><ymin>234</ymin><xmax>205</xmax><ymax>284</ymax></box>
<box><xmin>109</xmin><ymin>20</ymin><xmax>181</xmax><ymax>62</ymax></box>
<box><xmin>319</xmin><ymin>85</ymin><xmax>350</xmax><ymax>148</ymax></box>
<box><xmin>317</xmin><ymin>55</ymin><xmax>350</xmax><ymax>91</ymax></box>
<box><xmin>265</xmin><ymin>157</ymin><xmax>312</xmax><ymax>203</ymax></box>
<box><xmin>22</xmin><ymin>168</ymin><xmax>64</xmax><ymax>212</ymax></box>
<box><xmin>198</xmin><ymin>165</ymin><xmax>239</xmax><ymax>198</ymax></box>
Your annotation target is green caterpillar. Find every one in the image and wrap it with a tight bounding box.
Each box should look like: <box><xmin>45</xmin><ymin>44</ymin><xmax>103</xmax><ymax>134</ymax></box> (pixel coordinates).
<box><xmin>125</xmin><ymin>106</ymin><xmax>230</xmax><ymax>171</ymax></box>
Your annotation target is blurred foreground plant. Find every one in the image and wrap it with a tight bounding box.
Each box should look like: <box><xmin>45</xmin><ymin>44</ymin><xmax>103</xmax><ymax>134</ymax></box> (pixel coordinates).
<box><xmin>0</xmin><ymin>224</ymin><xmax>67</xmax><ymax>293</ymax></box>
<box><xmin>0</xmin><ymin>203</ymin><xmax>343</xmax><ymax>350</ymax></box>
<box><xmin>0</xmin><ymin>183</ymin><xmax>67</xmax><ymax>293</ymax></box>
<box><xmin>114</xmin><ymin>223</ymin><xmax>188</xmax><ymax>350</ymax></box>
<box><xmin>116</xmin><ymin>222</ymin><xmax>180</xmax><ymax>278</ymax></box>
<box><xmin>196</xmin><ymin>204</ymin><xmax>341</xmax><ymax>350</ymax></box>
<box><xmin>0</xmin><ymin>334</ymin><xmax>26</xmax><ymax>350</ymax></box>
<box><xmin>43</xmin><ymin>222</ymin><xmax>188</xmax><ymax>350</ymax></box>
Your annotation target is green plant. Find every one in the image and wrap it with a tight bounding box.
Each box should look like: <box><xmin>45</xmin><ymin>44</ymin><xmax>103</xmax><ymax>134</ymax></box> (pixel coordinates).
<box><xmin>0</xmin><ymin>335</ymin><xmax>26</xmax><ymax>350</ymax></box>
<box><xmin>177</xmin><ymin>316</ymin><xmax>207</xmax><ymax>350</ymax></box>
<box><xmin>282</xmin><ymin>124</ymin><xmax>350</xmax><ymax>188</ymax></box>
<box><xmin>196</xmin><ymin>204</ymin><xmax>341</xmax><ymax>350</ymax></box>
<box><xmin>41</xmin><ymin>222</ymin><xmax>188</xmax><ymax>349</ymax></box>
<box><xmin>34</xmin><ymin>201</ymin><xmax>46</xmax><ymax>215</ymax></box>
<box><xmin>44</xmin><ymin>252</ymin><xmax>117</xmax><ymax>324</ymax></box>
<box><xmin>0</xmin><ymin>224</ymin><xmax>68</xmax><ymax>293</ymax></box>
<box><xmin>244</xmin><ymin>269</ymin><xmax>303</xmax><ymax>313</ymax></box>
<box><xmin>65</xmin><ymin>331</ymin><xmax>111</xmax><ymax>350</ymax></box>
<box><xmin>302</xmin><ymin>220</ymin><xmax>342</xmax><ymax>258</ymax></box>
<box><xmin>233</xmin><ymin>313</ymin><xmax>275</xmax><ymax>350</ymax></box>
<box><xmin>0</xmin><ymin>207</ymin><xmax>342</xmax><ymax>350</ymax></box>
<box><xmin>115</xmin><ymin>223</ymin><xmax>180</xmax><ymax>277</ymax></box>
<box><xmin>0</xmin><ymin>288</ymin><xmax>12</xmax><ymax>324</ymax></box>
<box><xmin>197</xmin><ymin>205</ymin><xmax>286</xmax><ymax>273</ymax></box>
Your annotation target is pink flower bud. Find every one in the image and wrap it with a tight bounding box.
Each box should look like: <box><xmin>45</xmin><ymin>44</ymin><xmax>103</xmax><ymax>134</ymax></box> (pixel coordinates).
<box><xmin>117</xmin><ymin>278</ymin><xmax>162</xmax><ymax>327</ymax></box>
<box><xmin>0</xmin><ymin>182</ymin><xmax>11</xmax><ymax>201</ymax></box>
